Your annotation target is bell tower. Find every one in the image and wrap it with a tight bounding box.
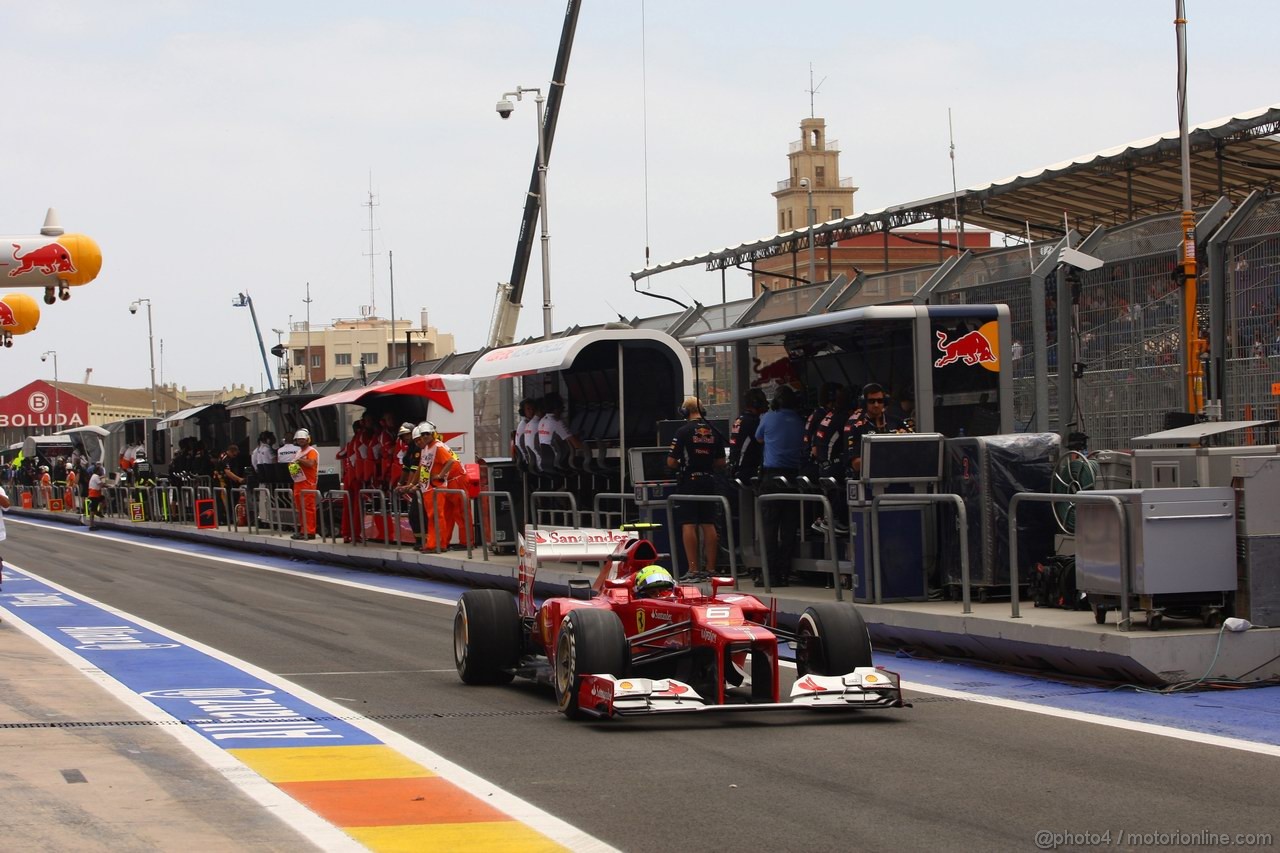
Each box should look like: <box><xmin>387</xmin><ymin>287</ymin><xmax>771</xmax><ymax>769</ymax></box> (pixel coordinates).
<box><xmin>771</xmin><ymin>117</ymin><xmax>857</xmax><ymax>249</ymax></box>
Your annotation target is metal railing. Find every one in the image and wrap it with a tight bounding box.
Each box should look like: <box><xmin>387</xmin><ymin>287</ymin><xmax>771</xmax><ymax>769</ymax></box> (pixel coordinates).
<box><xmin>591</xmin><ymin>492</ymin><xmax>639</xmax><ymax>530</ymax></box>
<box><xmin>476</xmin><ymin>490</ymin><xmax>519</xmax><ymax>560</ymax></box>
<box><xmin>1008</xmin><ymin>492</ymin><xmax>1131</xmax><ymax>630</ymax></box>
<box><xmin>531</xmin><ymin>490</ymin><xmax>580</xmax><ymax>528</ymax></box>
<box><xmin>871</xmin><ymin>493</ymin><xmax>970</xmax><ymax>613</ymax></box>
<box><xmin>755</xmin><ymin>491</ymin><xmax>845</xmax><ymax>600</ymax></box>
<box><xmin>664</xmin><ymin>493</ymin><xmax>738</xmax><ymax>586</ymax></box>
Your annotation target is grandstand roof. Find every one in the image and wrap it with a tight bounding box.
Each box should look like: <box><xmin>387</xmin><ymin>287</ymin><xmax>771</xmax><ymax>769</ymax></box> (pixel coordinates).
<box><xmin>633</xmin><ymin>104</ymin><xmax>1280</xmax><ymax>280</ymax></box>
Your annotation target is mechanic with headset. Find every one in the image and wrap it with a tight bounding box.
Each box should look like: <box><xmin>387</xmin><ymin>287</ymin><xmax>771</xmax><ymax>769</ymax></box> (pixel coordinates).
<box><xmin>666</xmin><ymin>395</ymin><xmax>727</xmax><ymax>581</ymax></box>
<box><xmin>288</xmin><ymin>428</ymin><xmax>319</xmax><ymax>540</ymax></box>
<box><xmin>841</xmin><ymin>382</ymin><xmax>913</xmax><ymax>480</ymax></box>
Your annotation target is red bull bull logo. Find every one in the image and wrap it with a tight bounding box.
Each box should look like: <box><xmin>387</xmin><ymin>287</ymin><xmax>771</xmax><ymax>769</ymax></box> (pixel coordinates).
<box><xmin>0</xmin><ymin>300</ymin><xmax>15</xmax><ymax>328</ymax></box>
<box><xmin>934</xmin><ymin>328</ymin><xmax>998</xmax><ymax>368</ymax></box>
<box><xmin>9</xmin><ymin>241</ymin><xmax>76</xmax><ymax>277</ymax></box>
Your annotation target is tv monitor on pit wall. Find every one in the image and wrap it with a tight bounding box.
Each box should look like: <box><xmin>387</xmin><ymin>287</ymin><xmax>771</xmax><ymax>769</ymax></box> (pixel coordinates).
<box><xmin>860</xmin><ymin>433</ymin><xmax>944</xmax><ymax>485</ymax></box>
<box><xmin>628</xmin><ymin>447</ymin><xmax>675</xmax><ymax>484</ymax></box>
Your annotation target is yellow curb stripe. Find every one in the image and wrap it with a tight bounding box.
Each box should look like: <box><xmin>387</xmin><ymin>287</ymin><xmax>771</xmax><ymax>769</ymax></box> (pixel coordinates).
<box><xmin>228</xmin><ymin>745</ymin><xmax>434</xmax><ymax>783</ymax></box>
<box><xmin>347</xmin><ymin>821</ymin><xmax>569</xmax><ymax>853</ymax></box>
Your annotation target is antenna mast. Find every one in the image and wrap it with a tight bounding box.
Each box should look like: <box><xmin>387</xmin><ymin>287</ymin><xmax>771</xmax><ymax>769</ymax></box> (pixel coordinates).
<box><xmin>362</xmin><ymin>174</ymin><xmax>380</xmax><ymax>317</ymax></box>
<box><xmin>805</xmin><ymin>63</ymin><xmax>826</xmax><ymax>118</ymax></box>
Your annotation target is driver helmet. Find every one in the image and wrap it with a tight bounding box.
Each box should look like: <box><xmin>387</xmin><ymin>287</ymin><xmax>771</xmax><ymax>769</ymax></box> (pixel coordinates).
<box><xmin>135</xmin><ymin>449</ymin><xmax>147</xmax><ymax>461</ymax></box>
<box><xmin>634</xmin><ymin>565</ymin><xmax>676</xmax><ymax>598</ymax></box>
<box><xmin>293</xmin><ymin>428</ymin><xmax>311</xmax><ymax>442</ymax></box>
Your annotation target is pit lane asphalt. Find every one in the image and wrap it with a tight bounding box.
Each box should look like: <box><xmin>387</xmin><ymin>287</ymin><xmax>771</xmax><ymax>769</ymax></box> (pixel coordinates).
<box><xmin>5</xmin><ymin>522</ymin><xmax>1278</xmax><ymax>852</ymax></box>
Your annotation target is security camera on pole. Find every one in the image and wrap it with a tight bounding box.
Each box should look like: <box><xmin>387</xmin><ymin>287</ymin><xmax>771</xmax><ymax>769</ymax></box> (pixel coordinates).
<box><xmin>129</xmin><ymin>298</ymin><xmax>157</xmax><ymax>416</ymax></box>
<box><xmin>497</xmin><ymin>85</ymin><xmax>553</xmax><ymax>340</ymax></box>
<box><xmin>40</xmin><ymin>349</ymin><xmax>60</xmax><ymax>427</ymax></box>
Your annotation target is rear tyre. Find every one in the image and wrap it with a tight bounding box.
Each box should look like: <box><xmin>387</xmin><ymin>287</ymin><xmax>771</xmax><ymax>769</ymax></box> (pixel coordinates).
<box><xmin>554</xmin><ymin>609</ymin><xmax>628</xmax><ymax>719</ymax></box>
<box><xmin>454</xmin><ymin>590</ymin><xmax>521</xmax><ymax>685</ymax></box>
<box><xmin>795</xmin><ymin>603</ymin><xmax>873</xmax><ymax>677</ymax></box>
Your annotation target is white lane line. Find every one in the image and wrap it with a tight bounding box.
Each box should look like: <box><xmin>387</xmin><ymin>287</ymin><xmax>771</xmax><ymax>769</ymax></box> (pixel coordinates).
<box><xmin>7</xmin><ymin>517</ymin><xmax>456</xmax><ymax>605</ymax></box>
<box><xmin>2</xmin><ymin>562</ymin><xmax>617</xmax><ymax>853</ymax></box>
<box><xmin>778</xmin><ymin>659</ymin><xmax>1280</xmax><ymax>758</ymax></box>
<box><xmin>17</xmin><ymin>517</ymin><xmax>1277</xmax><ymax>759</ymax></box>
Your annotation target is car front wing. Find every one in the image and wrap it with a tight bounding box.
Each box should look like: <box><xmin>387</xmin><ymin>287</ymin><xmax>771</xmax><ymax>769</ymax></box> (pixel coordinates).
<box><xmin>573</xmin><ymin>667</ymin><xmax>908</xmax><ymax>719</ymax></box>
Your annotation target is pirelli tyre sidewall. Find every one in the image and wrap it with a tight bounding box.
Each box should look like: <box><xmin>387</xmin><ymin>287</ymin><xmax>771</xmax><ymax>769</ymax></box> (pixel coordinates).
<box><xmin>796</xmin><ymin>603</ymin><xmax>873</xmax><ymax>677</ymax></box>
<box><xmin>554</xmin><ymin>608</ymin><xmax>628</xmax><ymax>719</ymax></box>
<box><xmin>454</xmin><ymin>589</ymin><xmax>521</xmax><ymax>685</ymax></box>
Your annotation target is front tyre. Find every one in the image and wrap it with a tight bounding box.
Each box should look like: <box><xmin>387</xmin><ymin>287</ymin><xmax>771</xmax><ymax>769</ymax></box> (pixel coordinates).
<box><xmin>795</xmin><ymin>603</ymin><xmax>873</xmax><ymax>677</ymax></box>
<box><xmin>454</xmin><ymin>590</ymin><xmax>521</xmax><ymax>685</ymax></box>
<box><xmin>554</xmin><ymin>609</ymin><xmax>628</xmax><ymax>719</ymax></box>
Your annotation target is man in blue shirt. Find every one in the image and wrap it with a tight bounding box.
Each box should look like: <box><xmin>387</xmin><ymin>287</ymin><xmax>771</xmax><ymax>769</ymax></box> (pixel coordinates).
<box><xmin>754</xmin><ymin>385</ymin><xmax>806</xmax><ymax>586</ymax></box>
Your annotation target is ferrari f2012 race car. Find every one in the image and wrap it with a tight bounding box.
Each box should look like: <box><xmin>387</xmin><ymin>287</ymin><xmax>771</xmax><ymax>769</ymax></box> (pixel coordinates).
<box><xmin>453</xmin><ymin>526</ymin><xmax>908</xmax><ymax>719</ymax></box>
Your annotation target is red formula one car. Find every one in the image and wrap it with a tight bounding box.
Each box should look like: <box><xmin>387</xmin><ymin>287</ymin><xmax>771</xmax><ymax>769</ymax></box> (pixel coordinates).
<box><xmin>452</xmin><ymin>527</ymin><xmax>908</xmax><ymax>719</ymax></box>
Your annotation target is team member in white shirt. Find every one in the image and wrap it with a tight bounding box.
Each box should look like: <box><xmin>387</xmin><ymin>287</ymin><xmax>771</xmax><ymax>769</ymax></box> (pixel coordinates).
<box><xmin>536</xmin><ymin>392</ymin><xmax>582</xmax><ymax>451</ymax></box>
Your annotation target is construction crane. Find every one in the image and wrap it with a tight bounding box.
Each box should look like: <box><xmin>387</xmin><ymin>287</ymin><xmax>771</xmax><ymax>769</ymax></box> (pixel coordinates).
<box><xmin>488</xmin><ymin>0</ymin><xmax>580</xmax><ymax>348</ymax></box>
<box><xmin>232</xmin><ymin>291</ymin><xmax>275</xmax><ymax>390</ymax></box>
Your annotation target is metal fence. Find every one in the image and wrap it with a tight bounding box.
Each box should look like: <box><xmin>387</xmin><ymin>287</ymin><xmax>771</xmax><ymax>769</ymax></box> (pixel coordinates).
<box><xmin>921</xmin><ymin>207</ymin><xmax>1230</xmax><ymax>451</ymax></box>
<box><xmin>1224</xmin><ymin>194</ymin><xmax>1280</xmax><ymax>423</ymax></box>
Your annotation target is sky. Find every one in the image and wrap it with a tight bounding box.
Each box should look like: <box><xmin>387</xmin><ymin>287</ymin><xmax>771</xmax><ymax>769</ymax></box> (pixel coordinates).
<box><xmin>2</xmin><ymin>1</ymin><xmax>1277</xmax><ymax>396</ymax></box>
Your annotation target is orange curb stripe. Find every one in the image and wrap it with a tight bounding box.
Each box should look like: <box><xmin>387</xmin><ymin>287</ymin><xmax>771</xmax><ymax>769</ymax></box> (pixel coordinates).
<box><xmin>279</xmin><ymin>776</ymin><xmax>512</xmax><ymax>827</ymax></box>
<box><xmin>228</xmin><ymin>745</ymin><xmax>433</xmax><ymax>783</ymax></box>
<box><xmin>347</xmin><ymin>821</ymin><xmax>568</xmax><ymax>853</ymax></box>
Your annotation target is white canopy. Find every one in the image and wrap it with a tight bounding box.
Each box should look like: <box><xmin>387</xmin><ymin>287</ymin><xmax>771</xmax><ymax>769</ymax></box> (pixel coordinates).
<box><xmin>469</xmin><ymin>328</ymin><xmax>692</xmax><ymax>388</ymax></box>
<box><xmin>157</xmin><ymin>404</ymin><xmax>216</xmax><ymax>429</ymax></box>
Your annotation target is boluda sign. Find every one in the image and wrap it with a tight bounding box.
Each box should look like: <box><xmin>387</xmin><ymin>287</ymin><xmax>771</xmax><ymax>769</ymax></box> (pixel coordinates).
<box><xmin>0</xmin><ymin>379</ymin><xmax>88</xmax><ymax>428</ymax></box>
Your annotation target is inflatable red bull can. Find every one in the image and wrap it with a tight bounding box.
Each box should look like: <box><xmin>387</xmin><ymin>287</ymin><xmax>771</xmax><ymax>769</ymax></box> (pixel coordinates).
<box><xmin>0</xmin><ymin>291</ymin><xmax>40</xmax><ymax>347</ymax></box>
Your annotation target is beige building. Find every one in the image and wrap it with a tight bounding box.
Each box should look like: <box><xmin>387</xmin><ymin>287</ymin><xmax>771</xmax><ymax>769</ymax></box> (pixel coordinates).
<box><xmin>756</xmin><ymin>117</ymin><xmax>985</xmax><ymax>294</ymax></box>
<box><xmin>282</xmin><ymin>310</ymin><xmax>455</xmax><ymax>386</ymax></box>
<box><xmin>772</xmin><ymin>117</ymin><xmax>857</xmax><ymax>236</ymax></box>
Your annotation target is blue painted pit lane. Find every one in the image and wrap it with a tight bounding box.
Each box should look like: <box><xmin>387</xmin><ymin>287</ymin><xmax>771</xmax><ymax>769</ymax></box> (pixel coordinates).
<box><xmin>0</xmin><ymin>565</ymin><xmax>380</xmax><ymax>749</ymax></box>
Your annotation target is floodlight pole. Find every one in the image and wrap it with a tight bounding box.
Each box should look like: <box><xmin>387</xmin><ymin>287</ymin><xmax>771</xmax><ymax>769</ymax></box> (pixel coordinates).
<box><xmin>1175</xmin><ymin>0</ymin><xmax>1203</xmax><ymax>414</ymax></box>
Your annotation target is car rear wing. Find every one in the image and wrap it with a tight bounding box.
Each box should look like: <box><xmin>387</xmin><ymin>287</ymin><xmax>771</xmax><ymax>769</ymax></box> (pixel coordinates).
<box><xmin>517</xmin><ymin>524</ymin><xmax>650</xmax><ymax>617</ymax></box>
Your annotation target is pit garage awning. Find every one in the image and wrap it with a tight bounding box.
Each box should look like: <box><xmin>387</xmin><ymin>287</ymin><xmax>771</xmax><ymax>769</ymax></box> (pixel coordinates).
<box><xmin>56</xmin><ymin>424</ymin><xmax>110</xmax><ymax>437</ymax></box>
<box><xmin>157</xmin><ymin>404</ymin><xmax>218</xmax><ymax>429</ymax></box>
<box><xmin>469</xmin><ymin>328</ymin><xmax>692</xmax><ymax>388</ymax></box>
<box><xmin>301</xmin><ymin>374</ymin><xmax>465</xmax><ymax>412</ymax></box>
